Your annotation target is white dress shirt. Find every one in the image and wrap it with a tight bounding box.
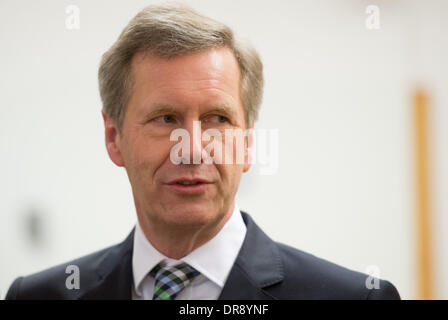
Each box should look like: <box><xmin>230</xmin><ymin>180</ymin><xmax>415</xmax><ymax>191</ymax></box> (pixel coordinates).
<box><xmin>132</xmin><ymin>203</ymin><xmax>247</xmax><ymax>300</ymax></box>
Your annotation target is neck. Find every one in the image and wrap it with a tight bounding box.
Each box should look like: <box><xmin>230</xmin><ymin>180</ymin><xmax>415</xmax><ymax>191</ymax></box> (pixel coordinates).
<box><xmin>138</xmin><ymin>203</ymin><xmax>234</xmax><ymax>259</ymax></box>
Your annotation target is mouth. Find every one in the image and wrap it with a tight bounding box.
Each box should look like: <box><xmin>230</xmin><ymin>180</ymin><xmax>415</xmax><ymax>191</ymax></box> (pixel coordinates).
<box><xmin>167</xmin><ymin>177</ymin><xmax>212</xmax><ymax>185</ymax></box>
<box><xmin>166</xmin><ymin>178</ymin><xmax>213</xmax><ymax>195</ymax></box>
<box><xmin>175</xmin><ymin>181</ymin><xmax>205</xmax><ymax>186</ymax></box>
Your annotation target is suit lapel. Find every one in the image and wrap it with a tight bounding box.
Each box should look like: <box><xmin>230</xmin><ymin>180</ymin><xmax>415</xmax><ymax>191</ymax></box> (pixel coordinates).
<box><xmin>76</xmin><ymin>211</ymin><xmax>283</xmax><ymax>300</ymax></box>
<box><xmin>218</xmin><ymin>211</ymin><xmax>284</xmax><ymax>300</ymax></box>
<box><xmin>77</xmin><ymin>229</ymin><xmax>135</xmax><ymax>300</ymax></box>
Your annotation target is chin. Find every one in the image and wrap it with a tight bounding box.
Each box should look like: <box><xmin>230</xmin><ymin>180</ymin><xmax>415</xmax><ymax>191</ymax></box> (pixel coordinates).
<box><xmin>162</xmin><ymin>202</ymin><xmax>222</xmax><ymax>228</ymax></box>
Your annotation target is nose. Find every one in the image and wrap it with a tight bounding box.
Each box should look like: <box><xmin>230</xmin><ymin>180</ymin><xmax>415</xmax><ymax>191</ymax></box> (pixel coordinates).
<box><xmin>182</xmin><ymin>119</ymin><xmax>203</xmax><ymax>165</ymax></box>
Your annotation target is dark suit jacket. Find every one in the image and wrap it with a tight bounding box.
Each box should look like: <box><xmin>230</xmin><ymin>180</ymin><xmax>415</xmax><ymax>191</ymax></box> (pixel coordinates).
<box><xmin>6</xmin><ymin>211</ymin><xmax>400</xmax><ymax>300</ymax></box>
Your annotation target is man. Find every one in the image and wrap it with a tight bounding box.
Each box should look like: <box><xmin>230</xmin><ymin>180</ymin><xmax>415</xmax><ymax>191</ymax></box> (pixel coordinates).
<box><xmin>6</xmin><ymin>3</ymin><xmax>400</xmax><ymax>300</ymax></box>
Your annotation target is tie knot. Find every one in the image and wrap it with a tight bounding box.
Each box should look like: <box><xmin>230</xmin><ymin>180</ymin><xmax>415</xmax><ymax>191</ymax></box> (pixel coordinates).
<box><xmin>150</xmin><ymin>262</ymin><xmax>200</xmax><ymax>300</ymax></box>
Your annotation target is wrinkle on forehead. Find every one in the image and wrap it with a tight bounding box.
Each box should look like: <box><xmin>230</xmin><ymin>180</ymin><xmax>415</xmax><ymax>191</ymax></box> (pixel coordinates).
<box><xmin>128</xmin><ymin>47</ymin><xmax>244</xmax><ymax>119</ymax></box>
<box><xmin>131</xmin><ymin>47</ymin><xmax>241</xmax><ymax>95</ymax></box>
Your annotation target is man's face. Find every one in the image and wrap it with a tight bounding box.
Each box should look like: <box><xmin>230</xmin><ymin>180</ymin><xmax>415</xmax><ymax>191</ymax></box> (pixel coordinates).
<box><xmin>105</xmin><ymin>47</ymin><xmax>251</xmax><ymax>231</ymax></box>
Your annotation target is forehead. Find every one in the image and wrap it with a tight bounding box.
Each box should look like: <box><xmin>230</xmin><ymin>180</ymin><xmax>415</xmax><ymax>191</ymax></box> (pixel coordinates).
<box><xmin>129</xmin><ymin>47</ymin><xmax>242</xmax><ymax>109</ymax></box>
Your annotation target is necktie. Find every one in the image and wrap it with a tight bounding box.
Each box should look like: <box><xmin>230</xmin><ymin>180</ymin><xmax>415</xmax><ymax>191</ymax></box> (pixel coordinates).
<box><xmin>150</xmin><ymin>262</ymin><xmax>200</xmax><ymax>300</ymax></box>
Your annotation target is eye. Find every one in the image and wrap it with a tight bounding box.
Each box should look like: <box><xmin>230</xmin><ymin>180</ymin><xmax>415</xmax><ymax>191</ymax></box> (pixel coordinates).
<box><xmin>217</xmin><ymin>115</ymin><xmax>229</xmax><ymax>123</ymax></box>
<box><xmin>162</xmin><ymin>115</ymin><xmax>174</xmax><ymax>123</ymax></box>
<box><xmin>152</xmin><ymin>114</ymin><xmax>175</xmax><ymax>124</ymax></box>
<box><xmin>205</xmin><ymin>115</ymin><xmax>229</xmax><ymax>124</ymax></box>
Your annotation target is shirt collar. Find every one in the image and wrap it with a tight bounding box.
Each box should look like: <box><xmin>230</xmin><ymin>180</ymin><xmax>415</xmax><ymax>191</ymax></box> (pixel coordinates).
<box><xmin>132</xmin><ymin>203</ymin><xmax>247</xmax><ymax>295</ymax></box>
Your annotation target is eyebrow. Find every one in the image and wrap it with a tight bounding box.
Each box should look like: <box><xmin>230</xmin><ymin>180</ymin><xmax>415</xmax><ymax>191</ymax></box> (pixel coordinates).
<box><xmin>206</xmin><ymin>104</ymin><xmax>238</xmax><ymax>119</ymax></box>
<box><xmin>141</xmin><ymin>103</ymin><xmax>239</xmax><ymax>122</ymax></box>
<box><xmin>140</xmin><ymin>104</ymin><xmax>178</xmax><ymax>123</ymax></box>
<box><xmin>147</xmin><ymin>104</ymin><xmax>178</xmax><ymax>115</ymax></box>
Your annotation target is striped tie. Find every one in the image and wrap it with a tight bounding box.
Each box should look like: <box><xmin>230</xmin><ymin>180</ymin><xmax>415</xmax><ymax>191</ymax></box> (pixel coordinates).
<box><xmin>150</xmin><ymin>262</ymin><xmax>200</xmax><ymax>300</ymax></box>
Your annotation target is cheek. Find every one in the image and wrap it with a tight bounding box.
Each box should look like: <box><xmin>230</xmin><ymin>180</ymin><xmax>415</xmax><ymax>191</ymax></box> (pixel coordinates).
<box><xmin>206</xmin><ymin>131</ymin><xmax>246</xmax><ymax>184</ymax></box>
<box><xmin>219</xmin><ymin>130</ymin><xmax>247</xmax><ymax>165</ymax></box>
<box><xmin>215</xmin><ymin>163</ymin><xmax>244</xmax><ymax>189</ymax></box>
<box><xmin>125</xmin><ymin>137</ymin><xmax>173</xmax><ymax>180</ymax></box>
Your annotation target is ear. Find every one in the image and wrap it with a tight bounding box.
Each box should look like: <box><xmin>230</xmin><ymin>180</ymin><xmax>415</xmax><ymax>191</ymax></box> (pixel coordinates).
<box><xmin>102</xmin><ymin>110</ymin><xmax>125</xmax><ymax>167</ymax></box>
<box><xmin>243</xmin><ymin>124</ymin><xmax>255</xmax><ymax>173</ymax></box>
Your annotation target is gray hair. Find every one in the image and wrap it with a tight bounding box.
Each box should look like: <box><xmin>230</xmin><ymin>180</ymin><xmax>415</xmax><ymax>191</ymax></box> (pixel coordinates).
<box><xmin>98</xmin><ymin>2</ymin><xmax>263</xmax><ymax>131</ymax></box>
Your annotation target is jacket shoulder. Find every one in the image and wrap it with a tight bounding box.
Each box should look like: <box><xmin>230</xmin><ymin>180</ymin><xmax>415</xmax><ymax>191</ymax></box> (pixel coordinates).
<box><xmin>270</xmin><ymin>242</ymin><xmax>400</xmax><ymax>300</ymax></box>
<box><xmin>5</xmin><ymin>245</ymin><xmax>113</xmax><ymax>300</ymax></box>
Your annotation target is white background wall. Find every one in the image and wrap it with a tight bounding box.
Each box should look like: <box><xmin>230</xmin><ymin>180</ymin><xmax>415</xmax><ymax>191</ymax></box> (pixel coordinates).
<box><xmin>1</xmin><ymin>0</ymin><xmax>447</xmax><ymax>300</ymax></box>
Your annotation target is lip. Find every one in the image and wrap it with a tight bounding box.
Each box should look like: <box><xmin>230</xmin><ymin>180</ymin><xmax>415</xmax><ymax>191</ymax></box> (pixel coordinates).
<box><xmin>166</xmin><ymin>177</ymin><xmax>212</xmax><ymax>185</ymax></box>
<box><xmin>165</xmin><ymin>177</ymin><xmax>213</xmax><ymax>195</ymax></box>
